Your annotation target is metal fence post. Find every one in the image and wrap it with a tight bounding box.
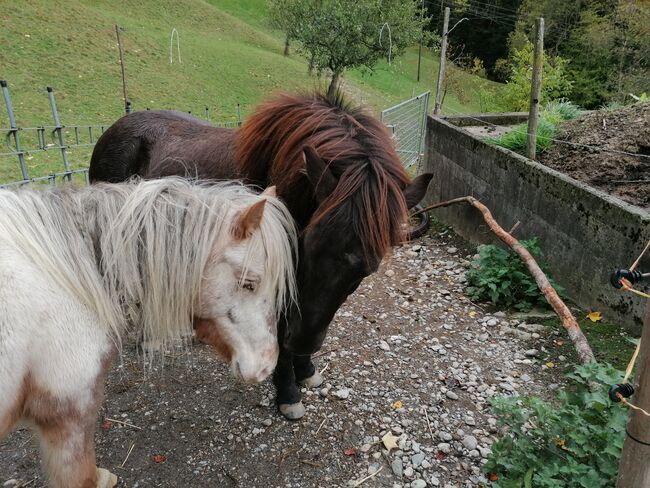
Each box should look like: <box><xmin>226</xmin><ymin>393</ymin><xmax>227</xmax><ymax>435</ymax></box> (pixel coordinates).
<box><xmin>1</xmin><ymin>80</ymin><xmax>29</xmax><ymax>181</ymax></box>
<box><xmin>46</xmin><ymin>86</ymin><xmax>71</xmax><ymax>180</ymax></box>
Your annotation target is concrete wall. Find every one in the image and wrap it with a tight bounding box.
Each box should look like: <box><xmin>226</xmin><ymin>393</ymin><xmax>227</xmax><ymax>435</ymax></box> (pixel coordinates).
<box><xmin>423</xmin><ymin>114</ymin><xmax>650</xmax><ymax>333</ymax></box>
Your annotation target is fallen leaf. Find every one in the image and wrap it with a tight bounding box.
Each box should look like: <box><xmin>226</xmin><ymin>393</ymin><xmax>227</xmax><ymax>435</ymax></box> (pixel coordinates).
<box><xmin>553</xmin><ymin>436</ymin><xmax>569</xmax><ymax>451</ymax></box>
<box><xmin>381</xmin><ymin>432</ymin><xmax>399</xmax><ymax>451</ymax></box>
<box><xmin>488</xmin><ymin>472</ymin><xmax>499</xmax><ymax>481</ymax></box>
<box><xmin>391</xmin><ymin>400</ymin><xmax>403</xmax><ymax>409</ymax></box>
<box><xmin>152</xmin><ymin>455</ymin><xmax>167</xmax><ymax>464</ymax></box>
<box><xmin>435</xmin><ymin>451</ymin><xmax>447</xmax><ymax>461</ymax></box>
<box><xmin>469</xmin><ymin>311</ymin><xmax>477</xmax><ymax>318</ymax></box>
<box><xmin>587</xmin><ymin>311</ymin><xmax>602</xmax><ymax>322</ymax></box>
<box><xmin>343</xmin><ymin>447</ymin><xmax>358</xmax><ymax>456</ymax></box>
<box><xmin>546</xmin><ymin>362</ymin><xmax>555</xmax><ymax>368</ymax></box>
<box><xmin>101</xmin><ymin>420</ymin><xmax>113</xmax><ymax>430</ymax></box>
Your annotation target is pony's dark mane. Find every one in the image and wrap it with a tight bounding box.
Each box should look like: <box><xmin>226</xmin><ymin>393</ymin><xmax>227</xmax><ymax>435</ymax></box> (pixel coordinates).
<box><xmin>235</xmin><ymin>91</ymin><xmax>410</xmax><ymax>258</ymax></box>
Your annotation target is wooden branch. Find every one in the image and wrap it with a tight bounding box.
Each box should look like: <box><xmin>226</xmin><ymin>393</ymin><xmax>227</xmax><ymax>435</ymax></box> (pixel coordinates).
<box><xmin>413</xmin><ymin>197</ymin><xmax>596</xmax><ymax>364</ymax></box>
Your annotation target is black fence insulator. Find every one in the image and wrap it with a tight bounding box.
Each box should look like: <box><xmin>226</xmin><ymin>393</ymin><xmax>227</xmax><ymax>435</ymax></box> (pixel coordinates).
<box><xmin>609</xmin><ymin>383</ymin><xmax>635</xmax><ymax>402</ymax></box>
<box><xmin>610</xmin><ymin>269</ymin><xmax>650</xmax><ymax>289</ymax></box>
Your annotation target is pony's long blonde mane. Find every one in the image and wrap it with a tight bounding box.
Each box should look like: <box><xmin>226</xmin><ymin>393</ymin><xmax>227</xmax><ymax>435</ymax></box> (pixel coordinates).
<box><xmin>0</xmin><ymin>178</ymin><xmax>296</xmax><ymax>358</ymax></box>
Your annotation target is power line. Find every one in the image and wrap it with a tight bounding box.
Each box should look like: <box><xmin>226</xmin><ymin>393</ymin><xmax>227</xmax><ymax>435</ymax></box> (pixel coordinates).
<box><xmin>425</xmin><ymin>0</ymin><xmax>520</xmax><ymax>19</ymax></box>
<box><xmin>467</xmin><ymin>0</ymin><xmax>522</xmax><ymax>15</ymax></box>
<box><xmin>458</xmin><ymin>4</ymin><xmax>519</xmax><ymax>21</ymax></box>
<box><xmin>424</xmin><ymin>0</ymin><xmax>519</xmax><ymax>28</ymax></box>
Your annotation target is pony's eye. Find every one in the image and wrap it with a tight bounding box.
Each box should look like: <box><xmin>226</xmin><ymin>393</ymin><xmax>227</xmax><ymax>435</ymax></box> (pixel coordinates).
<box><xmin>242</xmin><ymin>281</ymin><xmax>257</xmax><ymax>292</ymax></box>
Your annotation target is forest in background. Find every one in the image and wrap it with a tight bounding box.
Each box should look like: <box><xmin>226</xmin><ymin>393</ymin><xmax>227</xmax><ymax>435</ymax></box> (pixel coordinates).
<box><xmin>425</xmin><ymin>0</ymin><xmax>650</xmax><ymax>109</ymax></box>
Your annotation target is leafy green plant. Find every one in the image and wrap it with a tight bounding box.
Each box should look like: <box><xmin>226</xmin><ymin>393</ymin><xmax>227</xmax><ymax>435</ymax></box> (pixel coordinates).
<box><xmin>465</xmin><ymin>238</ymin><xmax>562</xmax><ymax>311</ymax></box>
<box><xmin>486</xmin><ymin>362</ymin><xmax>627</xmax><ymax>488</ymax></box>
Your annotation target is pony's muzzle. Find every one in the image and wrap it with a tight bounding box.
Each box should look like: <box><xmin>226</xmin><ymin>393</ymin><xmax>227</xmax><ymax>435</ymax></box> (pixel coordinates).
<box><xmin>232</xmin><ymin>346</ymin><xmax>278</xmax><ymax>383</ymax></box>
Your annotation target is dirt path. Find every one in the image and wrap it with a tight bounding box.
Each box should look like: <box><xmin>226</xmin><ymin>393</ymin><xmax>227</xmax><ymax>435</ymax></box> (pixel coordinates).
<box><xmin>1</xmin><ymin>230</ymin><xmax>560</xmax><ymax>488</ymax></box>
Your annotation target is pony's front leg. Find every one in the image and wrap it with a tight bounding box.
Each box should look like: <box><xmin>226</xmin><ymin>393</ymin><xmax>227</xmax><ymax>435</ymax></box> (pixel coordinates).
<box><xmin>294</xmin><ymin>354</ymin><xmax>324</xmax><ymax>388</ymax></box>
<box><xmin>273</xmin><ymin>346</ymin><xmax>307</xmax><ymax>420</ymax></box>
<box><xmin>36</xmin><ymin>414</ymin><xmax>117</xmax><ymax>488</ymax></box>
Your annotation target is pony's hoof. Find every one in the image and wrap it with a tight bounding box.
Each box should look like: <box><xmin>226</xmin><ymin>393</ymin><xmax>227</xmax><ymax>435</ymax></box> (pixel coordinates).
<box><xmin>279</xmin><ymin>402</ymin><xmax>306</xmax><ymax>420</ymax></box>
<box><xmin>96</xmin><ymin>467</ymin><xmax>118</xmax><ymax>488</ymax></box>
<box><xmin>299</xmin><ymin>372</ymin><xmax>324</xmax><ymax>388</ymax></box>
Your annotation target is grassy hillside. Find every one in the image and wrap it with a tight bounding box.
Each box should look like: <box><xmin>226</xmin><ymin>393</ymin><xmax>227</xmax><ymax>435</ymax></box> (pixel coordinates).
<box><xmin>0</xmin><ymin>0</ymin><xmax>503</xmax><ymax>181</ymax></box>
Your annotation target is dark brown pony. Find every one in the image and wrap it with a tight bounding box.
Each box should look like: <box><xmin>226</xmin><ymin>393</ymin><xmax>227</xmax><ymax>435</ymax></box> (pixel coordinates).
<box><xmin>89</xmin><ymin>92</ymin><xmax>432</xmax><ymax>419</ymax></box>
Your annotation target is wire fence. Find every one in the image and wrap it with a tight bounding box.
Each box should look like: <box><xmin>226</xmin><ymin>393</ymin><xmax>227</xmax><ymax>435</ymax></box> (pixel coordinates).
<box><xmin>380</xmin><ymin>91</ymin><xmax>430</xmax><ymax>174</ymax></box>
<box><xmin>1</xmin><ymin>80</ymin><xmax>430</xmax><ymax>187</ymax></box>
<box><xmin>0</xmin><ymin>80</ymin><xmax>241</xmax><ymax>188</ymax></box>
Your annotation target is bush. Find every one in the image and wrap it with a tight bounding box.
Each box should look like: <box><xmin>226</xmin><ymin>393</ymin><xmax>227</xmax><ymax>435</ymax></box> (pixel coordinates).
<box><xmin>465</xmin><ymin>238</ymin><xmax>562</xmax><ymax>311</ymax></box>
<box><xmin>500</xmin><ymin>41</ymin><xmax>573</xmax><ymax>112</ymax></box>
<box><xmin>486</xmin><ymin>362</ymin><xmax>627</xmax><ymax>488</ymax></box>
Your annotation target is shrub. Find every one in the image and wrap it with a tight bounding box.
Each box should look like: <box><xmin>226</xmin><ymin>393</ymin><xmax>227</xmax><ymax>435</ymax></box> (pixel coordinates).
<box><xmin>486</xmin><ymin>362</ymin><xmax>627</xmax><ymax>488</ymax></box>
<box><xmin>500</xmin><ymin>41</ymin><xmax>574</xmax><ymax>112</ymax></box>
<box><xmin>465</xmin><ymin>238</ymin><xmax>562</xmax><ymax>311</ymax></box>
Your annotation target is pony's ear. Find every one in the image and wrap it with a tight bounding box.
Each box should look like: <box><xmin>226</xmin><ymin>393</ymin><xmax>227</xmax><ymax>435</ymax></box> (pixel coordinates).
<box><xmin>303</xmin><ymin>146</ymin><xmax>337</xmax><ymax>202</ymax></box>
<box><xmin>233</xmin><ymin>199</ymin><xmax>267</xmax><ymax>240</ymax></box>
<box><xmin>261</xmin><ymin>185</ymin><xmax>277</xmax><ymax>198</ymax></box>
<box><xmin>403</xmin><ymin>173</ymin><xmax>433</xmax><ymax>209</ymax></box>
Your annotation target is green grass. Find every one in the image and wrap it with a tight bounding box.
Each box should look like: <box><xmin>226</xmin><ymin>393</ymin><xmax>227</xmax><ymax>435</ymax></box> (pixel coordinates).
<box><xmin>543</xmin><ymin>316</ymin><xmax>636</xmax><ymax>371</ymax></box>
<box><xmin>347</xmin><ymin>46</ymin><xmax>502</xmax><ymax>114</ymax></box>
<box><xmin>0</xmin><ymin>0</ymin><xmax>504</xmax><ymax>181</ymax></box>
<box><xmin>485</xmin><ymin>100</ymin><xmax>581</xmax><ymax>155</ymax></box>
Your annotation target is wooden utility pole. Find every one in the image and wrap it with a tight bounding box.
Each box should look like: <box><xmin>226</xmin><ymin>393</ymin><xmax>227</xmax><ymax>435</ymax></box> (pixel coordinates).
<box><xmin>416</xmin><ymin>0</ymin><xmax>424</xmax><ymax>82</ymax></box>
<box><xmin>526</xmin><ymin>17</ymin><xmax>544</xmax><ymax>160</ymax></box>
<box><xmin>617</xmin><ymin>299</ymin><xmax>650</xmax><ymax>487</ymax></box>
<box><xmin>433</xmin><ymin>7</ymin><xmax>450</xmax><ymax>115</ymax></box>
<box><xmin>115</xmin><ymin>25</ymin><xmax>129</xmax><ymax>114</ymax></box>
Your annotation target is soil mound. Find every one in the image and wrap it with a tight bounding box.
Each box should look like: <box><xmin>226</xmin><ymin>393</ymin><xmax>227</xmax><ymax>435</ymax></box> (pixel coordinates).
<box><xmin>539</xmin><ymin>103</ymin><xmax>650</xmax><ymax>209</ymax></box>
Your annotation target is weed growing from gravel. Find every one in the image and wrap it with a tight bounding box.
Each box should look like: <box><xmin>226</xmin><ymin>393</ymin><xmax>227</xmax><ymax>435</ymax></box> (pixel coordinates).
<box><xmin>465</xmin><ymin>238</ymin><xmax>563</xmax><ymax>311</ymax></box>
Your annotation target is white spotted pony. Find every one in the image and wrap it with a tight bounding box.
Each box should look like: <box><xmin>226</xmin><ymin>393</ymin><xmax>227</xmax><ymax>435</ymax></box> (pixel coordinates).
<box><xmin>0</xmin><ymin>178</ymin><xmax>296</xmax><ymax>488</ymax></box>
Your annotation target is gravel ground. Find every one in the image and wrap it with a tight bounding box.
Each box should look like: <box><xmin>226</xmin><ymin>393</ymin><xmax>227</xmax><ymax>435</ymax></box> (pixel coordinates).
<box><xmin>1</xmin><ymin>229</ymin><xmax>560</xmax><ymax>488</ymax></box>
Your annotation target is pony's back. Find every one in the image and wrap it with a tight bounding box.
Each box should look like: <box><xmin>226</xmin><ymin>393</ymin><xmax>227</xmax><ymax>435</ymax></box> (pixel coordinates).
<box><xmin>89</xmin><ymin>111</ymin><xmax>236</xmax><ymax>183</ymax></box>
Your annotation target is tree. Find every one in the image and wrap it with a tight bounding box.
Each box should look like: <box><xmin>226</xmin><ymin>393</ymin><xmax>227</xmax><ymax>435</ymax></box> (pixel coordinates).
<box><xmin>268</xmin><ymin>0</ymin><xmax>426</xmax><ymax>98</ymax></box>
<box><xmin>499</xmin><ymin>40</ymin><xmax>572</xmax><ymax>111</ymax></box>
<box><xmin>508</xmin><ymin>0</ymin><xmax>650</xmax><ymax>108</ymax></box>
